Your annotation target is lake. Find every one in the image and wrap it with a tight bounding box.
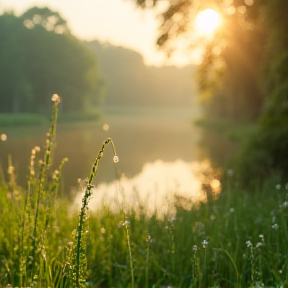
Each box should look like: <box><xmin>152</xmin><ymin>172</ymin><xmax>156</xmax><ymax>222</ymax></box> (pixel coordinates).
<box><xmin>0</xmin><ymin>107</ymin><xmax>233</xmax><ymax>212</ymax></box>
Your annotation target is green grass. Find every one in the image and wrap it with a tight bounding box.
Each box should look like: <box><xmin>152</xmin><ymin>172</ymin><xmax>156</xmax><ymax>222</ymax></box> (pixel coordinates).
<box><xmin>194</xmin><ymin>117</ymin><xmax>257</xmax><ymax>143</ymax></box>
<box><xmin>0</xmin><ymin>110</ymin><xmax>101</xmax><ymax>128</ymax></box>
<box><xmin>0</xmin><ymin>113</ymin><xmax>49</xmax><ymax>127</ymax></box>
<box><xmin>1</xmin><ymin>100</ymin><xmax>288</xmax><ymax>288</ymax></box>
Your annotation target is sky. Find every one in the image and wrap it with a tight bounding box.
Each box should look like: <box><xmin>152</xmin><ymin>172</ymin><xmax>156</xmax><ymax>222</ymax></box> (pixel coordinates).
<box><xmin>0</xmin><ymin>0</ymin><xmax>199</xmax><ymax>67</ymax></box>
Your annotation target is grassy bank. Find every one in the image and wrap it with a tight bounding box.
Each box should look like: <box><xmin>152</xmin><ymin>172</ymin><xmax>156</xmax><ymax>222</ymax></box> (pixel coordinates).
<box><xmin>0</xmin><ymin>101</ymin><xmax>287</xmax><ymax>288</ymax></box>
<box><xmin>0</xmin><ymin>110</ymin><xmax>101</xmax><ymax>128</ymax></box>
<box><xmin>0</xmin><ymin>113</ymin><xmax>49</xmax><ymax>127</ymax></box>
<box><xmin>194</xmin><ymin>117</ymin><xmax>257</xmax><ymax>143</ymax></box>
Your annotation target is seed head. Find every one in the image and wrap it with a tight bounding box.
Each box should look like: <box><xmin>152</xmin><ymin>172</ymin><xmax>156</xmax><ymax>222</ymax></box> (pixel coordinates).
<box><xmin>52</xmin><ymin>93</ymin><xmax>61</xmax><ymax>103</ymax></box>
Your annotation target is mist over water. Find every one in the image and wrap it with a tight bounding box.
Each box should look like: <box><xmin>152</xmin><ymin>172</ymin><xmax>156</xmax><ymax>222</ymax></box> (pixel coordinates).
<box><xmin>0</xmin><ymin>107</ymin><xmax>224</xmax><ymax>210</ymax></box>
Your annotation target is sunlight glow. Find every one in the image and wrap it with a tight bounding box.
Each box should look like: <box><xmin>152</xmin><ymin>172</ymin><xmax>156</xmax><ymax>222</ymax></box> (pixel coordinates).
<box><xmin>195</xmin><ymin>9</ymin><xmax>220</xmax><ymax>34</ymax></box>
<box><xmin>71</xmin><ymin>160</ymin><xmax>211</xmax><ymax>217</ymax></box>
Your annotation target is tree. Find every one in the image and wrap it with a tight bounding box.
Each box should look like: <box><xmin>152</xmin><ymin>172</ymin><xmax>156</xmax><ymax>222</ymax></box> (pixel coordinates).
<box><xmin>0</xmin><ymin>7</ymin><xmax>101</xmax><ymax>114</ymax></box>
<box><xmin>131</xmin><ymin>0</ymin><xmax>288</xmax><ymax>180</ymax></box>
<box><xmin>236</xmin><ymin>0</ymin><xmax>288</xmax><ymax>181</ymax></box>
<box><xmin>132</xmin><ymin>0</ymin><xmax>266</xmax><ymax>121</ymax></box>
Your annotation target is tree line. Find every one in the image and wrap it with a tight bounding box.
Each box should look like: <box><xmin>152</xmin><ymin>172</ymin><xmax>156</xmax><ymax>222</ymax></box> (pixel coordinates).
<box><xmin>86</xmin><ymin>40</ymin><xmax>197</xmax><ymax>108</ymax></box>
<box><xmin>0</xmin><ymin>7</ymin><xmax>100</xmax><ymax>114</ymax></box>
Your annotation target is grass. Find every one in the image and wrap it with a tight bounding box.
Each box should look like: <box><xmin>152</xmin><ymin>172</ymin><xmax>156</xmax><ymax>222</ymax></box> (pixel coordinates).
<box><xmin>0</xmin><ymin>110</ymin><xmax>101</xmax><ymax>128</ymax></box>
<box><xmin>0</xmin><ymin>113</ymin><xmax>49</xmax><ymax>127</ymax></box>
<box><xmin>1</xmin><ymin>98</ymin><xmax>288</xmax><ymax>287</ymax></box>
<box><xmin>194</xmin><ymin>117</ymin><xmax>257</xmax><ymax>143</ymax></box>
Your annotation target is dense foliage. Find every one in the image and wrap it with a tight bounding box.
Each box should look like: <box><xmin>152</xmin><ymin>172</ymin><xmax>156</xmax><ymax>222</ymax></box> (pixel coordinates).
<box><xmin>131</xmin><ymin>0</ymin><xmax>288</xmax><ymax>181</ymax></box>
<box><xmin>0</xmin><ymin>7</ymin><xmax>100</xmax><ymax>114</ymax></box>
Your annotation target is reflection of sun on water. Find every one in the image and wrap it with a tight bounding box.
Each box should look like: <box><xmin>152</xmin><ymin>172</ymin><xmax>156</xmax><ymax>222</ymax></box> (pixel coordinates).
<box><xmin>72</xmin><ymin>160</ymin><xmax>218</xmax><ymax>217</ymax></box>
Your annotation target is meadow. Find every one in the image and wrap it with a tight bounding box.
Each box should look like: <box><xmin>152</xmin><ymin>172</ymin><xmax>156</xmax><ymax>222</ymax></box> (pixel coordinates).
<box><xmin>1</xmin><ymin>98</ymin><xmax>288</xmax><ymax>288</ymax></box>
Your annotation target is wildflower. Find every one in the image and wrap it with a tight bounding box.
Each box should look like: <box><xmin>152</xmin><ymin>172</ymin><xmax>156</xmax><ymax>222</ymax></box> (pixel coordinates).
<box><xmin>202</xmin><ymin>239</ymin><xmax>208</xmax><ymax>248</ymax></box>
<box><xmin>193</xmin><ymin>245</ymin><xmax>197</xmax><ymax>251</ymax></box>
<box><xmin>246</xmin><ymin>240</ymin><xmax>252</xmax><ymax>248</ymax></box>
<box><xmin>276</xmin><ymin>184</ymin><xmax>281</xmax><ymax>190</ymax></box>
<box><xmin>259</xmin><ymin>234</ymin><xmax>264</xmax><ymax>241</ymax></box>
<box><xmin>272</xmin><ymin>223</ymin><xmax>279</xmax><ymax>230</ymax></box>
<box><xmin>280</xmin><ymin>201</ymin><xmax>288</xmax><ymax>208</ymax></box>
<box><xmin>256</xmin><ymin>242</ymin><xmax>263</xmax><ymax>248</ymax></box>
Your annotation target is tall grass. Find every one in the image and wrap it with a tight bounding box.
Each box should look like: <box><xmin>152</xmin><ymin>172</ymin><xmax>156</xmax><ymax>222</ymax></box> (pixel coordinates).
<box><xmin>1</xmin><ymin>97</ymin><xmax>288</xmax><ymax>287</ymax></box>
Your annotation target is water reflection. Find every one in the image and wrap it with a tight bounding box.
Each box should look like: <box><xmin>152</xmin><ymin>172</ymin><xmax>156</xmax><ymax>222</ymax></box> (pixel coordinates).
<box><xmin>0</xmin><ymin>107</ymin><xmax>232</xmax><ymax>205</ymax></box>
<box><xmin>72</xmin><ymin>159</ymin><xmax>213</xmax><ymax>215</ymax></box>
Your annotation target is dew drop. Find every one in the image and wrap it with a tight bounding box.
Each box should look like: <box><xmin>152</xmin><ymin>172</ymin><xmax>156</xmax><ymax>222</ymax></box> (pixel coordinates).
<box><xmin>113</xmin><ymin>155</ymin><xmax>119</xmax><ymax>163</ymax></box>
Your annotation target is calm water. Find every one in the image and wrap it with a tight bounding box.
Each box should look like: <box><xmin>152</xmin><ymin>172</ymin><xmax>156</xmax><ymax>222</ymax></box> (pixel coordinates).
<box><xmin>0</xmin><ymin>107</ymin><xmax>234</xmax><ymax>210</ymax></box>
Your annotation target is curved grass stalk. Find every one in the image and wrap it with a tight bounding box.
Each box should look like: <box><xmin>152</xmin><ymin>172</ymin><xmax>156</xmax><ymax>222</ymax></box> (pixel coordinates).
<box><xmin>32</xmin><ymin>96</ymin><xmax>60</xmax><ymax>269</ymax></box>
<box><xmin>216</xmin><ymin>248</ymin><xmax>239</xmax><ymax>287</ymax></box>
<box><xmin>72</xmin><ymin>137</ymin><xmax>118</xmax><ymax>288</ymax></box>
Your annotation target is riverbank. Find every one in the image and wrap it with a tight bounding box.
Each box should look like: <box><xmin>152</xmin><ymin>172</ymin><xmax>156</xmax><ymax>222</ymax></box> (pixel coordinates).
<box><xmin>194</xmin><ymin>117</ymin><xmax>257</xmax><ymax>143</ymax></box>
<box><xmin>0</xmin><ymin>110</ymin><xmax>101</xmax><ymax>127</ymax></box>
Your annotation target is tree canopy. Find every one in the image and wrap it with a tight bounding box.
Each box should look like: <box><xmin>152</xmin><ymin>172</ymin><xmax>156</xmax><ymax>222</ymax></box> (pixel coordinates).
<box><xmin>131</xmin><ymin>0</ymin><xmax>288</xmax><ymax>180</ymax></box>
<box><xmin>0</xmin><ymin>7</ymin><xmax>101</xmax><ymax>114</ymax></box>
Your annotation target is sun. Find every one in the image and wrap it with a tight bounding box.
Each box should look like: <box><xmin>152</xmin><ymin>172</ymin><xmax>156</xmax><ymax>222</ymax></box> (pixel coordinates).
<box><xmin>195</xmin><ymin>9</ymin><xmax>220</xmax><ymax>35</ymax></box>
